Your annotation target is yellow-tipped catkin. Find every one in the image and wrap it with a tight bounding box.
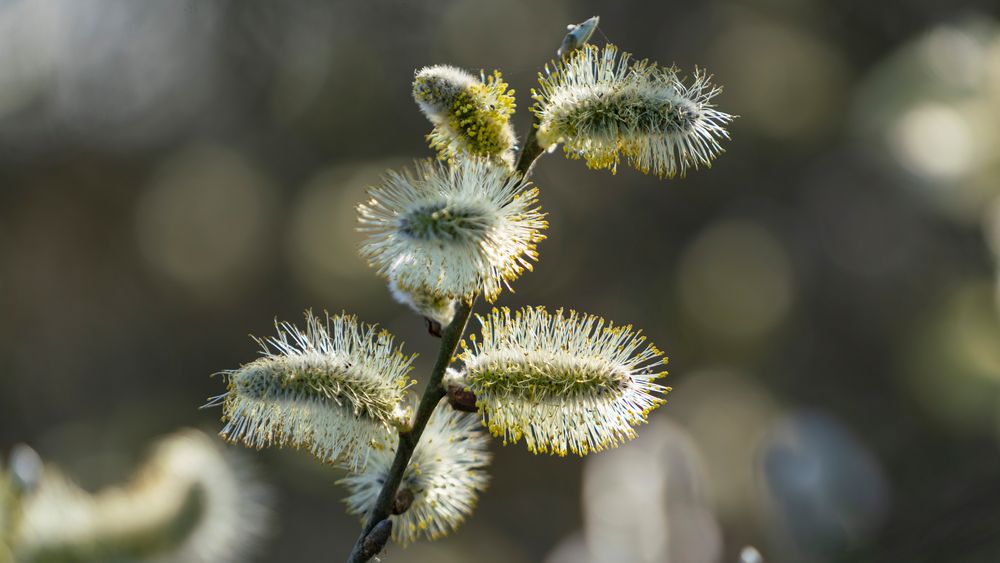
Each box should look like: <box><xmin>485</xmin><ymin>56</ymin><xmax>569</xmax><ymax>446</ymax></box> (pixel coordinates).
<box><xmin>11</xmin><ymin>430</ymin><xmax>268</xmax><ymax>563</ymax></box>
<box><xmin>358</xmin><ymin>158</ymin><xmax>547</xmax><ymax>302</ymax></box>
<box><xmin>339</xmin><ymin>405</ymin><xmax>491</xmax><ymax>546</ymax></box>
<box><xmin>413</xmin><ymin>65</ymin><xmax>517</xmax><ymax>165</ymax></box>
<box><xmin>458</xmin><ymin>307</ymin><xmax>671</xmax><ymax>456</ymax></box>
<box><xmin>532</xmin><ymin>44</ymin><xmax>734</xmax><ymax>179</ymax></box>
<box><xmin>208</xmin><ymin>311</ymin><xmax>415</xmax><ymax>469</ymax></box>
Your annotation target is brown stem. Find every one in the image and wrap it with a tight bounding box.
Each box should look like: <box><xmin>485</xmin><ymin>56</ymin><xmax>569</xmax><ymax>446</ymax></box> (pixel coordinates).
<box><xmin>446</xmin><ymin>383</ymin><xmax>479</xmax><ymax>413</ymax></box>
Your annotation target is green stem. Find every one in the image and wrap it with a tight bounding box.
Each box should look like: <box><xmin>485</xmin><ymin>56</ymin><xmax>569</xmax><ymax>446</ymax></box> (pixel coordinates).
<box><xmin>515</xmin><ymin>126</ymin><xmax>545</xmax><ymax>177</ymax></box>
<box><xmin>345</xmin><ymin>298</ymin><xmax>475</xmax><ymax>563</ymax></box>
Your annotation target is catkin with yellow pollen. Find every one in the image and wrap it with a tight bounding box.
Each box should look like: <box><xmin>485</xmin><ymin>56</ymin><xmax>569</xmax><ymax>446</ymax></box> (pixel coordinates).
<box><xmin>413</xmin><ymin>65</ymin><xmax>517</xmax><ymax>165</ymax></box>
<box><xmin>208</xmin><ymin>311</ymin><xmax>415</xmax><ymax>469</ymax></box>
<box><xmin>532</xmin><ymin>44</ymin><xmax>734</xmax><ymax>179</ymax></box>
<box><xmin>454</xmin><ymin>306</ymin><xmax>670</xmax><ymax>456</ymax></box>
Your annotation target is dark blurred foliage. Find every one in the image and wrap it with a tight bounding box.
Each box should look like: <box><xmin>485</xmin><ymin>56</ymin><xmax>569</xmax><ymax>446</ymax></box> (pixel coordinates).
<box><xmin>2</xmin><ymin>0</ymin><xmax>1000</xmax><ymax>562</ymax></box>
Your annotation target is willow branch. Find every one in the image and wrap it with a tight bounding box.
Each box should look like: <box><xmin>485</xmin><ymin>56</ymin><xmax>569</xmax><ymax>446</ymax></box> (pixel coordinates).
<box><xmin>345</xmin><ymin>298</ymin><xmax>476</xmax><ymax>563</ymax></box>
<box><xmin>344</xmin><ymin>134</ymin><xmax>544</xmax><ymax>562</ymax></box>
<box><xmin>345</xmin><ymin>19</ymin><xmax>591</xmax><ymax>562</ymax></box>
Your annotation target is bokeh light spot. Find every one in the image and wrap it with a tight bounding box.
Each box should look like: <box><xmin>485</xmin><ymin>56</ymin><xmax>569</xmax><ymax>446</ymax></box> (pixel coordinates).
<box><xmin>709</xmin><ymin>15</ymin><xmax>849</xmax><ymax>141</ymax></box>
<box><xmin>582</xmin><ymin>419</ymin><xmax>721</xmax><ymax>563</ymax></box>
<box><xmin>890</xmin><ymin>103</ymin><xmax>976</xmax><ymax>181</ymax></box>
<box><xmin>758</xmin><ymin>410</ymin><xmax>888</xmax><ymax>557</ymax></box>
<box><xmin>287</xmin><ymin>160</ymin><xmax>409</xmax><ymax>305</ymax></box>
<box><xmin>135</xmin><ymin>144</ymin><xmax>274</xmax><ymax>299</ymax></box>
<box><xmin>678</xmin><ymin>220</ymin><xmax>795</xmax><ymax>341</ymax></box>
<box><xmin>669</xmin><ymin>369</ymin><xmax>780</xmax><ymax>521</ymax></box>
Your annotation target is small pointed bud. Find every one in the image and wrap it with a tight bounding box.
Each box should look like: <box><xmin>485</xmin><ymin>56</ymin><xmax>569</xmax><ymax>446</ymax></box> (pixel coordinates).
<box><xmin>392</xmin><ymin>488</ymin><xmax>414</xmax><ymax>515</ymax></box>
<box><xmin>445</xmin><ymin>370</ymin><xmax>479</xmax><ymax>413</ymax></box>
<box><xmin>361</xmin><ymin>519</ymin><xmax>393</xmax><ymax>559</ymax></box>
<box><xmin>426</xmin><ymin>317</ymin><xmax>444</xmax><ymax>338</ymax></box>
<box><xmin>557</xmin><ymin>16</ymin><xmax>599</xmax><ymax>58</ymax></box>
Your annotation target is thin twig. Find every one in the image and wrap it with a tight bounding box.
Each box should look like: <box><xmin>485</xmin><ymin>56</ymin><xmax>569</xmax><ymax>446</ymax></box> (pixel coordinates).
<box><xmin>345</xmin><ymin>298</ymin><xmax>476</xmax><ymax>563</ymax></box>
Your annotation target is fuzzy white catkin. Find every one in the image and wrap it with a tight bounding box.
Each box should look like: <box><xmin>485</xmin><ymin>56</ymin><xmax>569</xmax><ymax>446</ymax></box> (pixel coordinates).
<box><xmin>208</xmin><ymin>311</ymin><xmax>415</xmax><ymax>469</ymax></box>
<box><xmin>532</xmin><ymin>44</ymin><xmax>734</xmax><ymax>179</ymax></box>
<box><xmin>458</xmin><ymin>306</ymin><xmax>670</xmax><ymax>456</ymax></box>
<box><xmin>358</xmin><ymin>158</ymin><xmax>547</xmax><ymax>302</ymax></box>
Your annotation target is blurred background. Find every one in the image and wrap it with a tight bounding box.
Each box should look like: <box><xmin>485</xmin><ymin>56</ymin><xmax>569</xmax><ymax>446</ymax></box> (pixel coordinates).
<box><xmin>2</xmin><ymin>0</ymin><xmax>1000</xmax><ymax>561</ymax></box>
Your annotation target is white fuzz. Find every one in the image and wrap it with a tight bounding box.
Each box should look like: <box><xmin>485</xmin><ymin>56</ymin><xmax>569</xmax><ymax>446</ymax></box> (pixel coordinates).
<box><xmin>532</xmin><ymin>44</ymin><xmax>734</xmax><ymax>179</ymax></box>
<box><xmin>358</xmin><ymin>158</ymin><xmax>547</xmax><ymax>302</ymax></box>
<box><xmin>442</xmin><ymin>367</ymin><xmax>466</xmax><ymax>389</ymax></box>
<box><xmin>459</xmin><ymin>306</ymin><xmax>670</xmax><ymax>456</ymax></box>
<box><xmin>12</xmin><ymin>430</ymin><xmax>269</xmax><ymax>563</ymax></box>
<box><xmin>209</xmin><ymin>311</ymin><xmax>415</xmax><ymax>469</ymax></box>
<box><xmin>389</xmin><ymin>277</ymin><xmax>457</xmax><ymax>327</ymax></box>
<box><xmin>339</xmin><ymin>405</ymin><xmax>491</xmax><ymax>546</ymax></box>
